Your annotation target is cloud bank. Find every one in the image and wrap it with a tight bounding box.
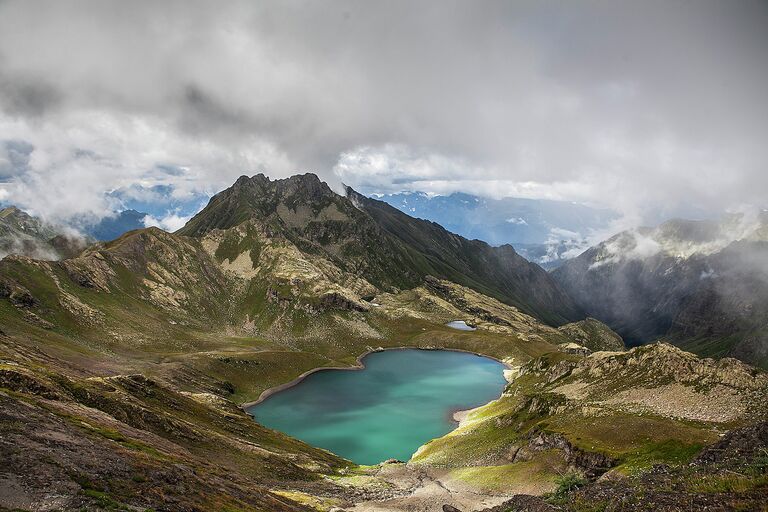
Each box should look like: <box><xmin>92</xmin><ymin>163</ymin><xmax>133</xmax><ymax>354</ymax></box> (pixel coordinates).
<box><xmin>0</xmin><ymin>0</ymin><xmax>766</xmax><ymax>227</ymax></box>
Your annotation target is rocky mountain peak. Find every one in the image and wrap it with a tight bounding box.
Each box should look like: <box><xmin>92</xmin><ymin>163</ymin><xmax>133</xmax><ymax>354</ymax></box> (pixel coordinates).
<box><xmin>0</xmin><ymin>205</ymin><xmax>23</xmax><ymax>217</ymax></box>
<box><xmin>230</xmin><ymin>172</ymin><xmax>331</xmax><ymax>198</ymax></box>
<box><xmin>178</xmin><ymin>173</ymin><xmax>344</xmax><ymax>238</ymax></box>
<box><xmin>175</xmin><ymin>173</ymin><xmax>583</xmax><ymax>325</ymax></box>
<box><xmin>0</xmin><ymin>205</ymin><xmax>44</xmax><ymax>229</ymax></box>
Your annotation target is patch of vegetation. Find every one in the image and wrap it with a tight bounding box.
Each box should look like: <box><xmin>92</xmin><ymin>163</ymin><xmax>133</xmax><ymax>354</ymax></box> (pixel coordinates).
<box><xmin>688</xmin><ymin>473</ymin><xmax>768</xmax><ymax>494</ymax></box>
<box><xmin>551</xmin><ymin>471</ymin><xmax>587</xmax><ymax>499</ymax></box>
<box><xmin>617</xmin><ymin>439</ymin><xmax>704</xmax><ymax>474</ymax></box>
<box><xmin>81</xmin><ymin>489</ymin><xmax>129</xmax><ymax>510</ymax></box>
<box><xmin>450</xmin><ymin>461</ymin><xmax>557</xmax><ymax>493</ymax></box>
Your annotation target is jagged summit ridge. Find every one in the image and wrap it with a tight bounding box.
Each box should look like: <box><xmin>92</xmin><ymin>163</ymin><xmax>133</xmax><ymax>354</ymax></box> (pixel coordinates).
<box><xmin>179</xmin><ymin>172</ymin><xmax>582</xmax><ymax>325</ymax></box>
<box><xmin>179</xmin><ymin>172</ymin><xmax>341</xmax><ymax>237</ymax></box>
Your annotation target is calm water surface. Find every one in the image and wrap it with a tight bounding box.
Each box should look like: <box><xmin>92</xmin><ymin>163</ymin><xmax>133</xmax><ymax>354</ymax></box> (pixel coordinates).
<box><xmin>247</xmin><ymin>349</ymin><xmax>507</xmax><ymax>464</ymax></box>
<box><xmin>446</xmin><ymin>320</ymin><xmax>477</xmax><ymax>331</ymax></box>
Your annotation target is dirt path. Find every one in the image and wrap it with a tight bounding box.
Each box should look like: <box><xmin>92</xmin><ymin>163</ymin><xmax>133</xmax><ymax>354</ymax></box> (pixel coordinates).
<box><xmin>347</xmin><ymin>463</ymin><xmax>510</xmax><ymax>512</ymax></box>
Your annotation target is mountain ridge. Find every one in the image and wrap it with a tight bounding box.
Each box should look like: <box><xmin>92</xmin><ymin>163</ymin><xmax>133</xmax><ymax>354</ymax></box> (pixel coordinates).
<box><xmin>178</xmin><ymin>173</ymin><xmax>582</xmax><ymax>326</ymax></box>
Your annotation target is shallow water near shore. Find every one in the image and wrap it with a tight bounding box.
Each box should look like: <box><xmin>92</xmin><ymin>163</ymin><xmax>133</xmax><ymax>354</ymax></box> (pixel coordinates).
<box><xmin>247</xmin><ymin>349</ymin><xmax>507</xmax><ymax>464</ymax></box>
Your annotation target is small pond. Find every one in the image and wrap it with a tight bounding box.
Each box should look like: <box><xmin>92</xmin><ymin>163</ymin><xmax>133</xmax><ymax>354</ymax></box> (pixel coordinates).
<box><xmin>446</xmin><ymin>320</ymin><xmax>477</xmax><ymax>331</ymax></box>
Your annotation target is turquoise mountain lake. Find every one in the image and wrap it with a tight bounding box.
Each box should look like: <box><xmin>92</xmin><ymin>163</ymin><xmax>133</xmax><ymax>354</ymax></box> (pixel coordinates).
<box><xmin>247</xmin><ymin>349</ymin><xmax>507</xmax><ymax>464</ymax></box>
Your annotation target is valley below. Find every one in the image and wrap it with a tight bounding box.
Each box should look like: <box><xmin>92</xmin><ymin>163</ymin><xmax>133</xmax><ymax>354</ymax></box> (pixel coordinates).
<box><xmin>1</xmin><ymin>174</ymin><xmax>767</xmax><ymax>512</ymax></box>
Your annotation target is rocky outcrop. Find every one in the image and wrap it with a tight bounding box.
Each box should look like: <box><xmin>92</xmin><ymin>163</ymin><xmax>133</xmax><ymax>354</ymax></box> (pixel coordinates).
<box><xmin>557</xmin><ymin>317</ymin><xmax>624</xmax><ymax>352</ymax></box>
<box><xmin>319</xmin><ymin>291</ymin><xmax>369</xmax><ymax>312</ymax></box>
<box><xmin>694</xmin><ymin>420</ymin><xmax>768</xmax><ymax>465</ymax></box>
<box><xmin>553</xmin><ymin>421</ymin><xmax>768</xmax><ymax>511</ymax></box>
<box><xmin>524</xmin><ymin>343</ymin><xmax>767</xmax><ymax>393</ymax></box>
<box><xmin>0</xmin><ymin>367</ymin><xmax>60</xmax><ymax>399</ymax></box>
<box><xmin>510</xmin><ymin>427</ymin><xmax>616</xmax><ymax>479</ymax></box>
<box><xmin>475</xmin><ymin>496</ymin><xmax>557</xmax><ymax>512</ymax></box>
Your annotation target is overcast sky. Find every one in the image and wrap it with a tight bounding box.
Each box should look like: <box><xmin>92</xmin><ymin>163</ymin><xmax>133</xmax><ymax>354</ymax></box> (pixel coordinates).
<box><xmin>0</xmin><ymin>0</ymin><xmax>766</xmax><ymax>229</ymax></box>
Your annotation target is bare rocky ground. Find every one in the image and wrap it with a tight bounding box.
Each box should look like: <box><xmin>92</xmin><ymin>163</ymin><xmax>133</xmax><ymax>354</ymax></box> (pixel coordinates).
<box><xmin>345</xmin><ymin>464</ymin><xmax>510</xmax><ymax>512</ymax></box>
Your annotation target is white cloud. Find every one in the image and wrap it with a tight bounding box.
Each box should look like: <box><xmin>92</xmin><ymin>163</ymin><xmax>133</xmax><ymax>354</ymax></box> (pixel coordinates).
<box><xmin>0</xmin><ymin>0</ymin><xmax>765</xmax><ymax>227</ymax></box>
<box><xmin>143</xmin><ymin>213</ymin><xmax>191</xmax><ymax>233</ymax></box>
<box><xmin>0</xmin><ymin>111</ymin><xmax>293</xmax><ymax>224</ymax></box>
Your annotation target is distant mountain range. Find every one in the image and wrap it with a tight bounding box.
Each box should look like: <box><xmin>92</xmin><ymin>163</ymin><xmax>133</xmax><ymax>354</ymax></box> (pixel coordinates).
<box><xmin>0</xmin><ymin>206</ymin><xmax>149</xmax><ymax>261</ymax></box>
<box><xmin>0</xmin><ymin>206</ymin><xmax>87</xmax><ymax>259</ymax></box>
<box><xmin>375</xmin><ymin>191</ymin><xmax>617</xmax><ymax>267</ymax></box>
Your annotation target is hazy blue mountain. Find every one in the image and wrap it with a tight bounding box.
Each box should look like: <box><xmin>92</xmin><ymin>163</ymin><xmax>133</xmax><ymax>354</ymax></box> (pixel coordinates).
<box><xmin>77</xmin><ymin>184</ymin><xmax>211</xmax><ymax>241</ymax></box>
<box><xmin>107</xmin><ymin>184</ymin><xmax>209</xmax><ymax>220</ymax></box>
<box><xmin>374</xmin><ymin>192</ymin><xmax>617</xmax><ymax>267</ymax></box>
<box><xmin>85</xmin><ymin>209</ymin><xmax>148</xmax><ymax>241</ymax></box>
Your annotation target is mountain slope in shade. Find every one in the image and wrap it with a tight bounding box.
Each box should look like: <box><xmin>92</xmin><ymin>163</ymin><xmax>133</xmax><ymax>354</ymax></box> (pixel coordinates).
<box><xmin>348</xmin><ymin>188</ymin><xmax>584</xmax><ymax>325</ymax></box>
<box><xmin>553</xmin><ymin>213</ymin><xmax>768</xmax><ymax>367</ymax></box>
<box><xmin>178</xmin><ymin>173</ymin><xmax>582</xmax><ymax>326</ymax></box>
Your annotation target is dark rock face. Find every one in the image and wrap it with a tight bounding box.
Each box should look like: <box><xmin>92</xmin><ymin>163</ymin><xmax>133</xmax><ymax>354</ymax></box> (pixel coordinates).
<box><xmin>510</xmin><ymin>427</ymin><xmax>616</xmax><ymax>479</ymax></box>
<box><xmin>694</xmin><ymin>421</ymin><xmax>768</xmax><ymax>465</ymax></box>
<box><xmin>178</xmin><ymin>173</ymin><xmax>582</xmax><ymax>326</ymax></box>
<box><xmin>8</xmin><ymin>286</ymin><xmax>37</xmax><ymax>308</ymax></box>
<box><xmin>475</xmin><ymin>495</ymin><xmax>557</xmax><ymax>512</ymax></box>
<box><xmin>319</xmin><ymin>292</ymin><xmax>369</xmax><ymax>312</ymax></box>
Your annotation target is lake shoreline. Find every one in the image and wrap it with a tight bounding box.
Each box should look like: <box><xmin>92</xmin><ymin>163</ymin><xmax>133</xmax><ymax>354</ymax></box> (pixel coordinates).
<box><xmin>451</xmin><ymin>408</ymin><xmax>473</xmax><ymax>424</ymax></box>
<box><xmin>240</xmin><ymin>346</ymin><xmax>513</xmax><ymax>409</ymax></box>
